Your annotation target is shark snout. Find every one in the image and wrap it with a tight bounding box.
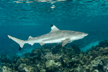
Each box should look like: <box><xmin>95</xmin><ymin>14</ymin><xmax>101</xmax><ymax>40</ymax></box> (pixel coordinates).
<box><xmin>83</xmin><ymin>33</ymin><xmax>88</xmax><ymax>36</ymax></box>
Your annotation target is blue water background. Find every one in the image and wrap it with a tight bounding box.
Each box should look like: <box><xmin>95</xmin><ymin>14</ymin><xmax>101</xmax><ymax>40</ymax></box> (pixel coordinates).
<box><xmin>0</xmin><ymin>0</ymin><xmax>108</xmax><ymax>56</ymax></box>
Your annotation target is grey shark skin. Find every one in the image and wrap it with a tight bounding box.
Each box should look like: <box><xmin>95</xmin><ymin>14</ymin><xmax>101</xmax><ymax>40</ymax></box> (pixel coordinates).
<box><xmin>7</xmin><ymin>25</ymin><xmax>88</xmax><ymax>49</ymax></box>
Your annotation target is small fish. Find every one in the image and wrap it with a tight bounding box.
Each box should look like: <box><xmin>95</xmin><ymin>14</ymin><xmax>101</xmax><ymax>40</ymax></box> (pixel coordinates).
<box><xmin>7</xmin><ymin>25</ymin><xmax>88</xmax><ymax>50</ymax></box>
<box><xmin>51</xmin><ymin>5</ymin><xmax>56</xmax><ymax>9</ymax></box>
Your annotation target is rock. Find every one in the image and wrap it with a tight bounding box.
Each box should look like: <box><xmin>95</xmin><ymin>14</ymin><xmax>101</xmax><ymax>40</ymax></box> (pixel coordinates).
<box><xmin>46</xmin><ymin>60</ymin><xmax>61</xmax><ymax>68</ymax></box>
<box><xmin>40</xmin><ymin>69</ymin><xmax>46</xmax><ymax>72</ymax></box>
<box><xmin>2</xmin><ymin>66</ymin><xmax>12</xmax><ymax>72</ymax></box>
<box><xmin>23</xmin><ymin>66</ymin><xmax>37</xmax><ymax>72</ymax></box>
<box><xmin>1</xmin><ymin>40</ymin><xmax>108</xmax><ymax>72</ymax></box>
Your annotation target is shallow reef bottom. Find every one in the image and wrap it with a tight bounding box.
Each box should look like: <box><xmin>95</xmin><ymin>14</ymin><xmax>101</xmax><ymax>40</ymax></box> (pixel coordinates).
<box><xmin>1</xmin><ymin>40</ymin><xmax>108</xmax><ymax>72</ymax></box>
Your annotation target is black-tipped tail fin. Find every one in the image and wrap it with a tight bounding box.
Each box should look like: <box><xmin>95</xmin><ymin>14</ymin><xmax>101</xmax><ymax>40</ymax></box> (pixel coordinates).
<box><xmin>7</xmin><ymin>35</ymin><xmax>25</xmax><ymax>48</ymax></box>
<box><xmin>19</xmin><ymin>47</ymin><xmax>22</xmax><ymax>51</ymax></box>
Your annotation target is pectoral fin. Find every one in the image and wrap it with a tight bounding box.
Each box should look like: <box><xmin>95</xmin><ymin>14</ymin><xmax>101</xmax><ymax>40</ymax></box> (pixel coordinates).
<box><xmin>62</xmin><ymin>38</ymin><xmax>70</xmax><ymax>47</ymax></box>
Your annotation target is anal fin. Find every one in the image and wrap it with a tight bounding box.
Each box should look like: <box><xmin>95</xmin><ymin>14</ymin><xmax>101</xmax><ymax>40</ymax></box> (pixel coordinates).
<box><xmin>28</xmin><ymin>43</ymin><xmax>34</xmax><ymax>46</ymax></box>
<box><xmin>62</xmin><ymin>38</ymin><xmax>70</xmax><ymax>47</ymax></box>
<box><xmin>40</xmin><ymin>43</ymin><xmax>45</xmax><ymax>46</ymax></box>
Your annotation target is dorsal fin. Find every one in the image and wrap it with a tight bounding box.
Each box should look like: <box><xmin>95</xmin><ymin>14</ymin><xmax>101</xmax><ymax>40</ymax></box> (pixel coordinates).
<box><xmin>28</xmin><ymin>36</ymin><xmax>33</xmax><ymax>39</ymax></box>
<box><xmin>50</xmin><ymin>25</ymin><xmax>59</xmax><ymax>32</ymax></box>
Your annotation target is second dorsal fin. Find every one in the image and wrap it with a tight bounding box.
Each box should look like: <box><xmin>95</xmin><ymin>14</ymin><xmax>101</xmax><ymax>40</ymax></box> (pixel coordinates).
<box><xmin>28</xmin><ymin>36</ymin><xmax>33</xmax><ymax>39</ymax></box>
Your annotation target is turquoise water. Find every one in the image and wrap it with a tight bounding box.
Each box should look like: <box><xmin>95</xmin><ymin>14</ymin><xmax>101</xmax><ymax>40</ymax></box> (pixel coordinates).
<box><xmin>0</xmin><ymin>0</ymin><xmax>108</xmax><ymax>56</ymax></box>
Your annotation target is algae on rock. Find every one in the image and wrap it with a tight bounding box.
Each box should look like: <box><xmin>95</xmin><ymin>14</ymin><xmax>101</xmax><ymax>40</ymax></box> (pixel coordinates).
<box><xmin>46</xmin><ymin>60</ymin><xmax>61</xmax><ymax>68</ymax></box>
<box><xmin>2</xmin><ymin>66</ymin><xmax>12</xmax><ymax>72</ymax></box>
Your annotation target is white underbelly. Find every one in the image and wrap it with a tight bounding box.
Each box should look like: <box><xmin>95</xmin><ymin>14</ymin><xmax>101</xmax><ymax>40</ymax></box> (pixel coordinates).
<box><xmin>42</xmin><ymin>38</ymin><xmax>66</xmax><ymax>43</ymax></box>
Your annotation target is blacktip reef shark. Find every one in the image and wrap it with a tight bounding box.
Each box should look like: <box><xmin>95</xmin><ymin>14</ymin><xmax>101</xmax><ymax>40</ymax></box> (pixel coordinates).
<box><xmin>7</xmin><ymin>25</ymin><xmax>88</xmax><ymax>50</ymax></box>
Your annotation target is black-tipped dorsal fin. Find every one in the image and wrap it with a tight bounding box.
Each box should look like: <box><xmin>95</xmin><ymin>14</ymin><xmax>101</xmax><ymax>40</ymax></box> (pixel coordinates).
<box><xmin>50</xmin><ymin>25</ymin><xmax>59</xmax><ymax>32</ymax></box>
<box><xmin>28</xmin><ymin>36</ymin><xmax>33</xmax><ymax>39</ymax></box>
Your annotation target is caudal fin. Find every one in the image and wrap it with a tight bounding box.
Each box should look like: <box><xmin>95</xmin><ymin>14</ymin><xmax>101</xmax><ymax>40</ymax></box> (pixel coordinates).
<box><xmin>7</xmin><ymin>35</ymin><xmax>25</xmax><ymax>48</ymax></box>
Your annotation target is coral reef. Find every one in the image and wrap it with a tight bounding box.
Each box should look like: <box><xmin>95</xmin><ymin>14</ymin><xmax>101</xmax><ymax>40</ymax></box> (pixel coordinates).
<box><xmin>1</xmin><ymin>41</ymin><xmax>108</xmax><ymax>72</ymax></box>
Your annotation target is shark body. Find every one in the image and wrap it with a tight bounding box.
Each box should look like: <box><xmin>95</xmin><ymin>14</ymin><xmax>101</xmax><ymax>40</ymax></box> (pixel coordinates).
<box><xmin>7</xmin><ymin>25</ymin><xmax>88</xmax><ymax>50</ymax></box>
